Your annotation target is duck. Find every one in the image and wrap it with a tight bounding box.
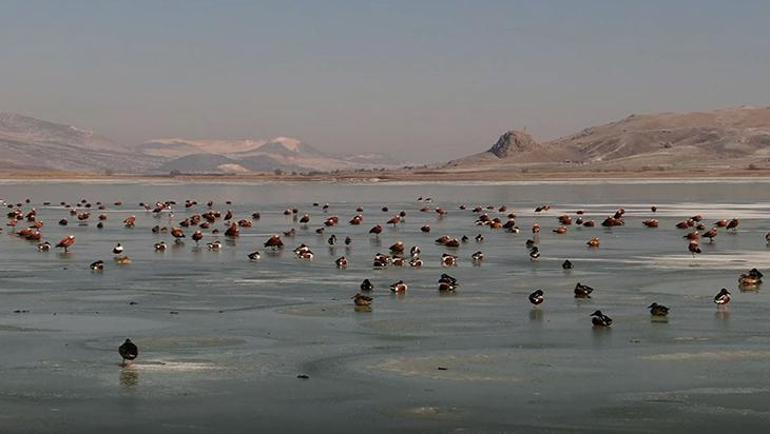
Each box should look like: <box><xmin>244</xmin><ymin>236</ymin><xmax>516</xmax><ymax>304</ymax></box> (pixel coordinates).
<box><xmin>441</xmin><ymin>253</ymin><xmax>458</xmax><ymax>267</ymax></box>
<box><xmin>328</xmin><ymin>234</ymin><xmax>337</xmax><ymax>246</ymax></box>
<box><xmin>471</xmin><ymin>251</ymin><xmax>484</xmax><ymax>263</ymax></box>
<box><xmin>224</xmin><ymin>222</ymin><xmax>240</xmax><ymax>237</ymax></box>
<box><xmin>586</xmin><ymin>237</ymin><xmax>600</xmax><ymax>248</ymax></box>
<box><xmin>590</xmin><ymin>310</ymin><xmax>612</xmax><ymax>327</ymax></box>
<box><xmin>389</xmin><ymin>241</ymin><xmax>405</xmax><ymax>254</ymax></box>
<box><xmin>114</xmin><ymin>255</ymin><xmax>132</xmax><ymax>265</ymax></box>
<box><xmin>574</xmin><ymin>282</ymin><xmax>594</xmax><ymax>298</ymax></box>
<box><xmin>171</xmin><ymin>227</ymin><xmax>185</xmax><ymax>241</ymax></box>
<box><xmin>351</xmin><ymin>293</ymin><xmax>373</xmax><ymax>307</ymax></box>
<box><xmin>264</xmin><ymin>235</ymin><xmax>284</xmax><ymax>249</ymax></box>
<box><xmin>56</xmin><ymin>235</ymin><xmax>76</xmax><ymax>253</ymax></box>
<box><xmin>360</xmin><ymin>279</ymin><xmax>374</xmax><ymax>292</ymax></box>
<box><xmin>553</xmin><ymin>226</ymin><xmax>568</xmax><ymax>234</ymax></box>
<box><xmin>701</xmin><ymin>227</ymin><xmax>718</xmax><ymax>242</ymax></box>
<box><xmin>420</xmin><ymin>224</ymin><xmax>431</xmax><ymax>233</ymax></box>
<box><xmin>118</xmin><ymin>338</ymin><xmax>139</xmax><ymax>366</ymax></box>
<box><xmin>410</xmin><ymin>245</ymin><xmax>421</xmax><ymax>257</ymax></box>
<box><xmin>372</xmin><ymin>253</ymin><xmax>390</xmax><ymax>268</ymax></box>
<box><xmin>390</xmin><ymin>280</ymin><xmax>408</xmax><ymax>293</ymax></box>
<box><xmin>90</xmin><ymin>260</ymin><xmax>105</xmax><ymax>271</ymax></box>
<box><xmin>726</xmin><ymin>218</ymin><xmax>739</xmax><ymax>232</ymax></box>
<box><xmin>113</xmin><ymin>243</ymin><xmax>124</xmax><ymax>255</ymax></box>
<box><xmin>528</xmin><ymin>246</ymin><xmax>541</xmax><ymax>261</ymax></box>
<box><xmin>642</xmin><ymin>219</ymin><xmax>659</xmax><ymax>228</ymax></box>
<box><xmin>123</xmin><ymin>216</ymin><xmax>136</xmax><ymax>228</ymax></box>
<box><xmin>713</xmin><ymin>288</ymin><xmax>731</xmax><ymax>305</ymax></box>
<box><xmin>528</xmin><ymin>289</ymin><xmax>544</xmax><ymax>306</ymax></box>
<box><xmin>391</xmin><ymin>256</ymin><xmax>406</xmax><ymax>267</ymax></box>
<box><xmin>192</xmin><ymin>230</ymin><xmax>204</xmax><ymax>244</ymax></box>
<box><xmin>369</xmin><ymin>224</ymin><xmax>383</xmax><ymax>235</ymax></box>
<box><xmin>207</xmin><ymin>240</ymin><xmax>222</xmax><ymax>251</ymax></box>
<box><xmin>688</xmin><ymin>240</ymin><xmax>702</xmax><ymax>257</ymax></box>
<box><xmin>248</xmin><ymin>251</ymin><xmax>261</xmax><ymax>261</ymax></box>
<box><xmin>475</xmin><ymin>233</ymin><xmax>484</xmax><ymax>242</ymax></box>
<box><xmin>335</xmin><ymin>256</ymin><xmax>349</xmax><ymax>269</ymax></box>
<box><xmin>299</xmin><ymin>214</ymin><xmax>310</xmax><ymax>224</ymax></box>
<box><xmin>562</xmin><ymin>259</ymin><xmax>573</xmax><ymax>270</ymax></box>
<box><xmin>409</xmin><ymin>257</ymin><xmax>424</xmax><ymax>267</ymax></box>
<box><xmin>438</xmin><ymin>274</ymin><xmax>458</xmax><ymax>292</ymax></box>
<box><xmin>154</xmin><ymin>241</ymin><xmax>167</xmax><ymax>251</ymax></box>
<box><xmin>738</xmin><ymin>268</ymin><xmax>763</xmax><ymax>289</ymax></box>
<box><xmin>765</xmin><ymin>232</ymin><xmax>770</xmax><ymax>244</ymax></box>
<box><xmin>37</xmin><ymin>241</ymin><xmax>52</xmax><ymax>252</ymax></box>
<box><xmin>648</xmin><ymin>302</ymin><xmax>670</xmax><ymax>317</ymax></box>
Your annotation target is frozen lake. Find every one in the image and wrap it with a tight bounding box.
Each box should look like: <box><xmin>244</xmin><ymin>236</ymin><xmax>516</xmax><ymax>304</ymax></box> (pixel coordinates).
<box><xmin>1</xmin><ymin>180</ymin><xmax>770</xmax><ymax>433</ymax></box>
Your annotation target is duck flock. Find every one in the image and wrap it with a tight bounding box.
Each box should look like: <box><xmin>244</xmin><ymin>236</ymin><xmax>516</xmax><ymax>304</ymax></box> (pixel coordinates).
<box><xmin>2</xmin><ymin>196</ymin><xmax>769</xmax><ymax>365</ymax></box>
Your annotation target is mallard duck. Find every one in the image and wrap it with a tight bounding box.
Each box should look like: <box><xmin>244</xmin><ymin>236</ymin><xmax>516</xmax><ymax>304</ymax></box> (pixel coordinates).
<box><xmin>713</xmin><ymin>288</ymin><xmax>731</xmax><ymax>305</ymax></box>
<box><xmin>528</xmin><ymin>289</ymin><xmax>544</xmax><ymax>306</ymax></box>
<box><xmin>352</xmin><ymin>293</ymin><xmax>373</xmax><ymax>307</ymax></box>
<box><xmin>574</xmin><ymin>282</ymin><xmax>594</xmax><ymax>298</ymax></box>
<box><xmin>390</xmin><ymin>280</ymin><xmax>408</xmax><ymax>293</ymax></box>
<box><xmin>118</xmin><ymin>338</ymin><xmax>138</xmax><ymax>366</ymax></box>
<box><xmin>360</xmin><ymin>279</ymin><xmax>374</xmax><ymax>292</ymax></box>
<box><xmin>648</xmin><ymin>302</ymin><xmax>669</xmax><ymax>317</ymax></box>
<box><xmin>590</xmin><ymin>310</ymin><xmax>612</xmax><ymax>327</ymax></box>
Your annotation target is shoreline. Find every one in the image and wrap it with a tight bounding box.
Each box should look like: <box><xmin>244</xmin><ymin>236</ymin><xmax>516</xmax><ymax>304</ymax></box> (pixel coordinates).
<box><xmin>1</xmin><ymin>168</ymin><xmax>770</xmax><ymax>184</ymax></box>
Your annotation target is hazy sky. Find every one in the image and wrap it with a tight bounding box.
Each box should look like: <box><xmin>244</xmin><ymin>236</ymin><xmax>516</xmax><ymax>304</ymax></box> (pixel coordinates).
<box><xmin>2</xmin><ymin>1</ymin><xmax>769</xmax><ymax>162</ymax></box>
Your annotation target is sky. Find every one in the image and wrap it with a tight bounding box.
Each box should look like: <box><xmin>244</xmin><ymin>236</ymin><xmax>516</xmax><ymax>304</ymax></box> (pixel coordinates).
<box><xmin>1</xmin><ymin>0</ymin><xmax>769</xmax><ymax>162</ymax></box>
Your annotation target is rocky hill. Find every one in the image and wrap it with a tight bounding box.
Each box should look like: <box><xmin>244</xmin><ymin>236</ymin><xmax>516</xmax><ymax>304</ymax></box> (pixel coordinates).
<box><xmin>447</xmin><ymin>106</ymin><xmax>770</xmax><ymax>172</ymax></box>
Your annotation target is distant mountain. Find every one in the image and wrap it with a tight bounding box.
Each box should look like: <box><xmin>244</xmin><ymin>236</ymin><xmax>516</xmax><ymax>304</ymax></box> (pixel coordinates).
<box><xmin>0</xmin><ymin>113</ymin><xmax>158</xmax><ymax>173</ymax></box>
<box><xmin>447</xmin><ymin>106</ymin><xmax>770</xmax><ymax>171</ymax></box>
<box><xmin>141</xmin><ymin>136</ymin><xmax>401</xmax><ymax>174</ymax></box>
<box><xmin>0</xmin><ymin>112</ymin><xmax>402</xmax><ymax>174</ymax></box>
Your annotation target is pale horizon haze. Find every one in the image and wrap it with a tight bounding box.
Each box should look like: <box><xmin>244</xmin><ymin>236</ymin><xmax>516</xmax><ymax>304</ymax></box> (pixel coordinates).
<box><xmin>2</xmin><ymin>0</ymin><xmax>769</xmax><ymax>162</ymax></box>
